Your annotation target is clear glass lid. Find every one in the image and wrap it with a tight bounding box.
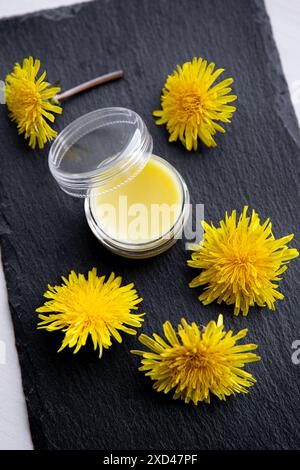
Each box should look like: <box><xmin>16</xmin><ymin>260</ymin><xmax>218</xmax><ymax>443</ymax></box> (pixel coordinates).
<box><xmin>48</xmin><ymin>107</ymin><xmax>153</xmax><ymax>197</ymax></box>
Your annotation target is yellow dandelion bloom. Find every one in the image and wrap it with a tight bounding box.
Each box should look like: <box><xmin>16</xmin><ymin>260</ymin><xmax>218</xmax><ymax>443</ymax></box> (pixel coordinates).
<box><xmin>188</xmin><ymin>206</ymin><xmax>299</xmax><ymax>316</ymax></box>
<box><xmin>5</xmin><ymin>56</ymin><xmax>62</xmax><ymax>149</ymax></box>
<box><xmin>36</xmin><ymin>268</ymin><xmax>144</xmax><ymax>357</ymax></box>
<box><xmin>132</xmin><ymin>315</ymin><xmax>260</xmax><ymax>405</ymax></box>
<box><xmin>153</xmin><ymin>57</ymin><xmax>237</xmax><ymax>151</ymax></box>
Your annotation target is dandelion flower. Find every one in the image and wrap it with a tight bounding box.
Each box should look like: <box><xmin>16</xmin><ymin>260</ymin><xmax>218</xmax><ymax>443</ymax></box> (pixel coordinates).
<box><xmin>5</xmin><ymin>56</ymin><xmax>62</xmax><ymax>149</ymax></box>
<box><xmin>36</xmin><ymin>268</ymin><xmax>144</xmax><ymax>356</ymax></box>
<box><xmin>132</xmin><ymin>315</ymin><xmax>260</xmax><ymax>404</ymax></box>
<box><xmin>153</xmin><ymin>57</ymin><xmax>237</xmax><ymax>150</ymax></box>
<box><xmin>188</xmin><ymin>206</ymin><xmax>299</xmax><ymax>316</ymax></box>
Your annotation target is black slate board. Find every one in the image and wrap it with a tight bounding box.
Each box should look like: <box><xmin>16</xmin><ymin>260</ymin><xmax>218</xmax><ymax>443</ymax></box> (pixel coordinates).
<box><xmin>0</xmin><ymin>0</ymin><xmax>300</xmax><ymax>450</ymax></box>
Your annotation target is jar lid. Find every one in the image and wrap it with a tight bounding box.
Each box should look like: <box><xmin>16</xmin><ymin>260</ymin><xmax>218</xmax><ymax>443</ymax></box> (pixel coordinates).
<box><xmin>48</xmin><ymin>107</ymin><xmax>153</xmax><ymax>197</ymax></box>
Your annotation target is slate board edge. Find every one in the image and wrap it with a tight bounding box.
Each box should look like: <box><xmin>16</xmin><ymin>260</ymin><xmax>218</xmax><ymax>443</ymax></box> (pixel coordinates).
<box><xmin>253</xmin><ymin>0</ymin><xmax>300</xmax><ymax>145</ymax></box>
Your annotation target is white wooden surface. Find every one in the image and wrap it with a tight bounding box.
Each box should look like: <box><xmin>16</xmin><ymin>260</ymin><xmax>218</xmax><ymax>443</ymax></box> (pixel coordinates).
<box><xmin>0</xmin><ymin>0</ymin><xmax>299</xmax><ymax>450</ymax></box>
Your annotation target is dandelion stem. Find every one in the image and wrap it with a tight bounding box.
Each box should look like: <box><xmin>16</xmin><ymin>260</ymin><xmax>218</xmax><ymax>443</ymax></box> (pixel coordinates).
<box><xmin>56</xmin><ymin>70</ymin><xmax>124</xmax><ymax>101</ymax></box>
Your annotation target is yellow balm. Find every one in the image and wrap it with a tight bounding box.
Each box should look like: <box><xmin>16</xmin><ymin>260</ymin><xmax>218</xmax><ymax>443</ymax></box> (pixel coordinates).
<box><xmin>90</xmin><ymin>156</ymin><xmax>183</xmax><ymax>244</ymax></box>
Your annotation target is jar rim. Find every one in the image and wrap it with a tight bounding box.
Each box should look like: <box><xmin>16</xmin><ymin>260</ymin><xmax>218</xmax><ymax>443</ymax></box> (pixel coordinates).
<box><xmin>48</xmin><ymin>107</ymin><xmax>153</xmax><ymax>198</ymax></box>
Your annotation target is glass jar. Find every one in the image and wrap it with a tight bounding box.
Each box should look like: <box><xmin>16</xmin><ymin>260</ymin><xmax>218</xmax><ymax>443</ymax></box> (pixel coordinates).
<box><xmin>49</xmin><ymin>107</ymin><xmax>190</xmax><ymax>258</ymax></box>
